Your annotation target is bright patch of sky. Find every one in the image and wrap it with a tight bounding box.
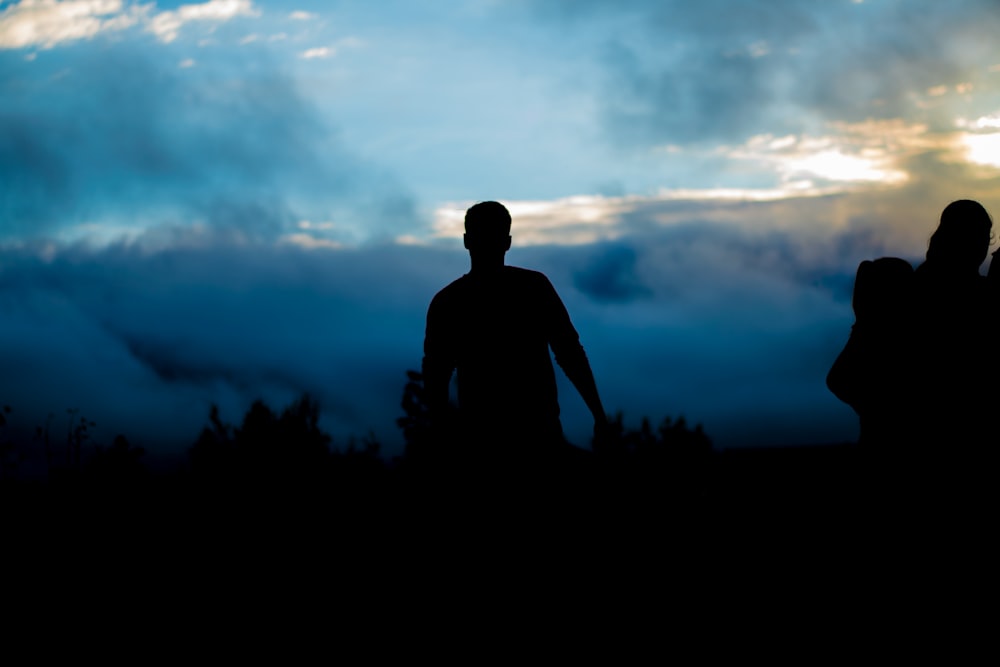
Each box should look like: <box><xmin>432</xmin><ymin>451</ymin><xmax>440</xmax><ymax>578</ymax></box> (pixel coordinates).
<box><xmin>2</xmin><ymin>0</ymin><xmax>999</xmax><ymax>249</ymax></box>
<box><xmin>1</xmin><ymin>0</ymin><xmax>998</xmax><ymax>246</ymax></box>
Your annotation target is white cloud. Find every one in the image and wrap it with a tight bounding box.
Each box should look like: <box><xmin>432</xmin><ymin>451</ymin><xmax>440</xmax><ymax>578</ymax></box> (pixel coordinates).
<box><xmin>962</xmin><ymin>132</ymin><xmax>1000</xmax><ymax>169</ymax></box>
<box><xmin>289</xmin><ymin>10</ymin><xmax>315</xmax><ymax>21</ymax></box>
<box><xmin>300</xmin><ymin>46</ymin><xmax>332</xmax><ymax>59</ymax></box>
<box><xmin>0</xmin><ymin>0</ymin><xmax>145</xmax><ymax>49</ymax></box>
<box><xmin>0</xmin><ymin>0</ymin><xmax>260</xmax><ymax>49</ymax></box>
<box><xmin>431</xmin><ymin>195</ymin><xmax>635</xmax><ymax>247</ymax></box>
<box><xmin>297</xmin><ymin>220</ymin><xmax>337</xmax><ymax>231</ymax></box>
<box><xmin>279</xmin><ymin>233</ymin><xmax>342</xmax><ymax>250</ymax></box>
<box><xmin>957</xmin><ymin>113</ymin><xmax>1000</xmax><ymax>130</ymax></box>
<box><xmin>146</xmin><ymin>0</ymin><xmax>260</xmax><ymax>44</ymax></box>
<box><xmin>722</xmin><ymin>120</ymin><xmax>937</xmax><ymax>189</ymax></box>
<box><xmin>426</xmin><ymin>184</ymin><xmax>868</xmax><ymax>249</ymax></box>
<box><xmin>657</xmin><ymin>185</ymin><xmax>835</xmax><ymax>202</ymax></box>
<box><xmin>178</xmin><ymin>57</ymin><xmax>195</xmax><ymax>67</ymax></box>
<box><xmin>747</xmin><ymin>40</ymin><xmax>769</xmax><ymax>58</ymax></box>
<box><xmin>955</xmin><ymin>115</ymin><xmax>1000</xmax><ymax>170</ymax></box>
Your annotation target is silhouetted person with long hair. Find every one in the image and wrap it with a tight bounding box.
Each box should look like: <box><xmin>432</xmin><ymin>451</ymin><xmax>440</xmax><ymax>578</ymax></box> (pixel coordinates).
<box><xmin>911</xmin><ymin>200</ymin><xmax>996</xmax><ymax>474</ymax></box>
<box><xmin>422</xmin><ymin>201</ymin><xmax>609</xmax><ymax>476</ymax></box>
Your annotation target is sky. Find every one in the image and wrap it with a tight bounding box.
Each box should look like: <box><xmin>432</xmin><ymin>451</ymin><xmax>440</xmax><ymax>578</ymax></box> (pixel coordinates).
<box><xmin>2</xmin><ymin>0</ymin><xmax>1000</xmax><ymax>466</ymax></box>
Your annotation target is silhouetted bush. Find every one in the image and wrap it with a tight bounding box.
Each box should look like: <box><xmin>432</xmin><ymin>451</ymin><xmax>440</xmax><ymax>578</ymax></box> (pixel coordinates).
<box><xmin>85</xmin><ymin>434</ymin><xmax>148</xmax><ymax>487</ymax></box>
<box><xmin>188</xmin><ymin>393</ymin><xmax>385</xmax><ymax>497</ymax></box>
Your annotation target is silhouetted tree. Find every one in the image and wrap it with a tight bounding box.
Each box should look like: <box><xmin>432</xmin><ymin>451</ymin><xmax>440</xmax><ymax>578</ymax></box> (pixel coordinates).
<box><xmin>187</xmin><ymin>393</ymin><xmax>387</xmax><ymax>498</ymax></box>
<box><xmin>591</xmin><ymin>411</ymin><xmax>713</xmax><ymax>504</ymax></box>
<box><xmin>189</xmin><ymin>404</ymin><xmax>236</xmax><ymax>482</ymax></box>
<box><xmin>396</xmin><ymin>369</ymin><xmax>461</xmax><ymax>470</ymax></box>
<box><xmin>397</xmin><ymin>370</ymin><xmax>431</xmax><ymax>450</ymax></box>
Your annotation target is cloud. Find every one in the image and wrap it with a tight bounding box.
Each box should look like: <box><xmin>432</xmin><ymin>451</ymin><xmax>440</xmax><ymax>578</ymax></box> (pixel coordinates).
<box><xmin>0</xmin><ymin>0</ymin><xmax>146</xmax><ymax>49</ymax></box>
<box><xmin>289</xmin><ymin>11</ymin><xmax>315</xmax><ymax>21</ymax></box>
<box><xmin>146</xmin><ymin>0</ymin><xmax>259</xmax><ymax>44</ymax></box>
<box><xmin>0</xmin><ymin>0</ymin><xmax>259</xmax><ymax>50</ymax></box>
<box><xmin>0</xmin><ymin>239</ymin><xmax>459</xmax><ymax>464</ymax></box>
<box><xmin>719</xmin><ymin>119</ymin><xmax>940</xmax><ymax>189</ymax></box>
<box><xmin>0</xmin><ymin>40</ymin><xmax>419</xmax><ymax>242</ymax></box>
<box><xmin>300</xmin><ymin>46</ymin><xmax>331</xmax><ymax>59</ymax></box>
<box><xmin>531</xmin><ymin>0</ymin><xmax>1000</xmax><ymax>149</ymax></box>
<box><xmin>572</xmin><ymin>244</ymin><xmax>651</xmax><ymax>303</ymax></box>
<box><xmin>431</xmin><ymin>195</ymin><xmax>634</xmax><ymax>247</ymax></box>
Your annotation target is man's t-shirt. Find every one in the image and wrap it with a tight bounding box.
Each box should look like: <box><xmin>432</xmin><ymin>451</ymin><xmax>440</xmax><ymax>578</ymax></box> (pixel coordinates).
<box><xmin>423</xmin><ymin>265</ymin><xmax>586</xmax><ymax>442</ymax></box>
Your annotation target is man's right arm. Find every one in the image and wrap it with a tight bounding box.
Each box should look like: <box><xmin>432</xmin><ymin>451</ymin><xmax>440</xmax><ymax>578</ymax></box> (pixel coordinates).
<box><xmin>422</xmin><ymin>293</ymin><xmax>456</xmax><ymax>420</ymax></box>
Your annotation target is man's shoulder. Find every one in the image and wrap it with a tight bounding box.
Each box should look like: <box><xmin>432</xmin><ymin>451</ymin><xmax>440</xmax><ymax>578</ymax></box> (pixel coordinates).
<box><xmin>434</xmin><ymin>273</ymin><xmax>471</xmax><ymax>293</ymax></box>
<box><xmin>430</xmin><ymin>267</ymin><xmax>555</xmax><ymax>305</ymax></box>
<box><xmin>429</xmin><ymin>274</ymin><xmax>473</xmax><ymax>308</ymax></box>
<box><xmin>504</xmin><ymin>265</ymin><xmax>553</xmax><ymax>285</ymax></box>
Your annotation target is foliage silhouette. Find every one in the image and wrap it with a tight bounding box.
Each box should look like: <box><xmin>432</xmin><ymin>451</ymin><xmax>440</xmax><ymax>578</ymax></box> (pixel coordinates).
<box><xmin>0</xmin><ymin>405</ymin><xmax>14</xmax><ymax>480</ymax></box>
<box><xmin>188</xmin><ymin>393</ymin><xmax>385</xmax><ymax>497</ymax></box>
<box><xmin>397</xmin><ymin>367</ymin><xmax>713</xmax><ymax>505</ymax></box>
<box><xmin>83</xmin><ymin>434</ymin><xmax>149</xmax><ymax>490</ymax></box>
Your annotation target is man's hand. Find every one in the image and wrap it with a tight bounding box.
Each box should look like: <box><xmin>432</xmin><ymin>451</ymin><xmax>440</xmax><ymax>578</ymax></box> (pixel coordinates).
<box><xmin>592</xmin><ymin>414</ymin><xmax>617</xmax><ymax>454</ymax></box>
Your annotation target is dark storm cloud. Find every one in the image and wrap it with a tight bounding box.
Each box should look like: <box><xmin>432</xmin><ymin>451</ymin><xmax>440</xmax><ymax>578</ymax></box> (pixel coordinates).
<box><xmin>0</xmin><ymin>237</ymin><xmax>466</xmax><ymax>467</ymax></box>
<box><xmin>572</xmin><ymin>244</ymin><xmax>651</xmax><ymax>303</ymax></box>
<box><xmin>599</xmin><ymin>38</ymin><xmax>786</xmax><ymax>145</ymax></box>
<box><xmin>528</xmin><ymin>0</ymin><xmax>1000</xmax><ymax>147</ymax></box>
<box><xmin>0</xmin><ymin>41</ymin><xmax>417</xmax><ymax>239</ymax></box>
<box><xmin>516</xmin><ymin>237</ymin><xmax>855</xmax><ymax>447</ymax></box>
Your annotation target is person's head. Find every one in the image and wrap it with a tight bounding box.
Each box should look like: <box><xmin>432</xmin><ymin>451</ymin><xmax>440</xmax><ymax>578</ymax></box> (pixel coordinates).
<box><xmin>926</xmin><ymin>199</ymin><xmax>993</xmax><ymax>271</ymax></box>
<box><xmin>853</xmin><ymin>257</ymin><xmax>914</xmax><ymax>323</ymax></box>
<box><xmin>464</xmin><ymin>201</ymin><xmax>511</xmax><ymax>266</ymax></box>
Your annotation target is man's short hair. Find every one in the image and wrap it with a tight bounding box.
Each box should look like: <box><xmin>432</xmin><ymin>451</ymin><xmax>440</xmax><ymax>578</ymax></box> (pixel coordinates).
<box><xmin>465</xmin><ymin>201</ymin><xmax>511</xmax><ymax>236</ymax></box>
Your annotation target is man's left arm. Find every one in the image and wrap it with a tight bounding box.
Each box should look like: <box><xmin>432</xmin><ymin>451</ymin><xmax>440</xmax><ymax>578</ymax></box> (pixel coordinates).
<box><xmin>543</xmin><ymin>277</ymin><xmax>609</xmax><ymax>430</ymax></box>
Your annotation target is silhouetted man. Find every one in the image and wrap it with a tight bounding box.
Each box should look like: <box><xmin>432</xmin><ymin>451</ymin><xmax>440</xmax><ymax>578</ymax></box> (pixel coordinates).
<box><xmin>422</xmin><ymin>201</ymin><xmax>608</xmax><ymax>465</ymax></box>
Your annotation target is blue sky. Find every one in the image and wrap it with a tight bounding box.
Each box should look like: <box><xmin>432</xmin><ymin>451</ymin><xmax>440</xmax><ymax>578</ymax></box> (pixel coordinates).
<box><xmin>2</xmin><ymin>0</ymin><xmax>1000</xmax><ymax>464</ymax></box>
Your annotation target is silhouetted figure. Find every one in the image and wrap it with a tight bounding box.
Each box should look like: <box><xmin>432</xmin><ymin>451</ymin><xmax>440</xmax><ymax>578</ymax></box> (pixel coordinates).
<box><xmin>422</xmin><ymin>201</ymin><xmax>608</xmax><ymax>476</ymax></box>
<box><xmin>829</xmin><ymin>199</ymin><xmax>997</xmax><ymax>499</ymax></box>
<box><xmin>910</xmin><ymin>200</ymin><xmax>996</xmax><ymax>476</ymax></box>
<box><xmin>827</xmin><ymin>257</ymin><xmax>917</xmax><ymax>455</ymax></box>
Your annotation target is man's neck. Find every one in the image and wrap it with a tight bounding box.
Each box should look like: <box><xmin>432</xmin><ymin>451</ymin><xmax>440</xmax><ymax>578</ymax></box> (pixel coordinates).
<box><xmin>469</xmin><ymin>255</ymin><xmax>506</xmax><ymax>276</ymax></box>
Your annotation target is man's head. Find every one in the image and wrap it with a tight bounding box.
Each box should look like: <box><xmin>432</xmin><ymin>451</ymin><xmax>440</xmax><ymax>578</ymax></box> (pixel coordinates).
<box><xmin>464</xmin><ymin>201</ymin><xmax>512</xmax><ymax>263</ymax></box>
